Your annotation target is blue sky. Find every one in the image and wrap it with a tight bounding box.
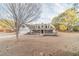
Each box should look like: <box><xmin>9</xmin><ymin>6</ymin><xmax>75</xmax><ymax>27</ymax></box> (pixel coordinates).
<box><xmin>37</xmin><ymin>3</ymin><xmax>73</xmax><ymax>23</ymax></box>
<box><xmin>0</xmin><ymin>3</ymin><xmax>74</xmax><ymax>23</ymax></box>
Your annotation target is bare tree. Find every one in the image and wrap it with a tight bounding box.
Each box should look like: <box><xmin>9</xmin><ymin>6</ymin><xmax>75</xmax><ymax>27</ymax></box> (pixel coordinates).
<box><xmin>5</xmin><ymin>3</ymin><xmax>41</xmax><ymax>40</ymax></box>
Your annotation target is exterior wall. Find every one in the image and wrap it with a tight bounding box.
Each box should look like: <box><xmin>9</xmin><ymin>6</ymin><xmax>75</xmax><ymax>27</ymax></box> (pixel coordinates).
<box><xmin>26</xmin><ymin>24</ymin><xmax>57</xmax><ymax>35</ymax></box>
<box><xmin>28</xmin><ymin>24</ymin><xmax>54</xmax><ymax>34</ymax></box>
<box><xmin>31</xmin><ymin>24</ymin><xmax>53</xmax><ymax>30</ymax></box>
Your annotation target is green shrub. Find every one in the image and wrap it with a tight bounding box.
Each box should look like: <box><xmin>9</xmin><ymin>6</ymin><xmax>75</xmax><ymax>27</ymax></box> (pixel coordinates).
<box><xmin>73</xmin><ymin>26</ymin><xmax>79</xmax><ymax>31</ymax></box>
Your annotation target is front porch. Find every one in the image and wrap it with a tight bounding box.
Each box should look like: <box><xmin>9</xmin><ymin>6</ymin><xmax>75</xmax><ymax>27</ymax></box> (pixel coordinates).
<box><xmin>26</xmin><ymin>23</ymin><xmax>57</xmax><ymax>36</ymax></box>
<box><xmin>27</xmin><ymin>29</ymin><xmax>57</xmax><ymax>36</ymax></box>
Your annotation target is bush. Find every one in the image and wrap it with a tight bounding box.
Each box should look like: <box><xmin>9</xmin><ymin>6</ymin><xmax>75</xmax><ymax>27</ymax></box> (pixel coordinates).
<box><xmin>59</xmin><ymin>24</ymin><xmax>68</xmax><ymax>31</ymax></box>
<box><xmin>73</xmin><ymin>26</ymin><xmax>79</xmax><ymax>31</ymax></box>
<box><xmin>54</xmin><ymin>24</ymin><xmax>68</xmax><ymax>31</ymax></box>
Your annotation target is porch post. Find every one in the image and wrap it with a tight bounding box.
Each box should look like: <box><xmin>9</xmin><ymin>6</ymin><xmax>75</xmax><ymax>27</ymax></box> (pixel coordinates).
<box><xmin>40</xmin><ymin>25</ymin><xmax>41</xmax><ymax>35</ymax></box>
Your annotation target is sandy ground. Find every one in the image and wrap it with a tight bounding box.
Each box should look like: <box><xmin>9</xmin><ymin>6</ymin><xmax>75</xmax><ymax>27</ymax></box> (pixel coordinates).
<box><xmin>0</xmin><ymin>32</ymin><xmax>79</xmax><ymax>56</ymax></box>
<box><xmin>0</xmin><ymin>32</ymin><xmax>15</xmax><ymax>39</ymax></box>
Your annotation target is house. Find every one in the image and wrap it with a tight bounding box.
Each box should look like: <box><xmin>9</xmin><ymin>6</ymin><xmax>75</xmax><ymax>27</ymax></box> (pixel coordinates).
<box><xmin>26</xmin><ymin>23</ymin><xmax>57</xmax><ymax>36</ymax></box>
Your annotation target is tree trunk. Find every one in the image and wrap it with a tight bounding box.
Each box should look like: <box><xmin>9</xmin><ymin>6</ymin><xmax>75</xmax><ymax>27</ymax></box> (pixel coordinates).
<box><xmin>15</xmin><ymin>20</ymin><xmax>20</xmax><ymax>40</ymax></box>
<box><xmin>16</xmin><ymin>30</ymin><xmax>19</xmax><ymax>40</ymax></box>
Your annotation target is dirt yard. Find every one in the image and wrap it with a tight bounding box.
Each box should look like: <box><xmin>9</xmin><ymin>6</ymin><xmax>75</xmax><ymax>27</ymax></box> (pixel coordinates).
<box><xmin>0</xmin><ymin>32</ymin><xmax>79</xmax><ymax>56</ymax></box>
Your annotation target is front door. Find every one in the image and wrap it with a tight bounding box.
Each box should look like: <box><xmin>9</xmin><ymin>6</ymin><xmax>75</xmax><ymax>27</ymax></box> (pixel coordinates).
<box><xmin>41</xmin><ymin>30</ymin><xmax>43</xmax><ymax>34</ymax></box>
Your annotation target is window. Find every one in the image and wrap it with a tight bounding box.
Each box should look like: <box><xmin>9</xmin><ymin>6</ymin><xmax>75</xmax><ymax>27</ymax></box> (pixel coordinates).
<box><xmin>42</xmin><ymin>25</ymin><xmax>43</xmax><ymax>28</ymax></box>
<box><xmin>45</xmin><ymin>25</ymin><xmax>47</xmax><ymax>28</ymax></box>
<box><xmin>47</xmin><ymin>25</ymin><xmax>49</xmax><ymax>28</ymax></box>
